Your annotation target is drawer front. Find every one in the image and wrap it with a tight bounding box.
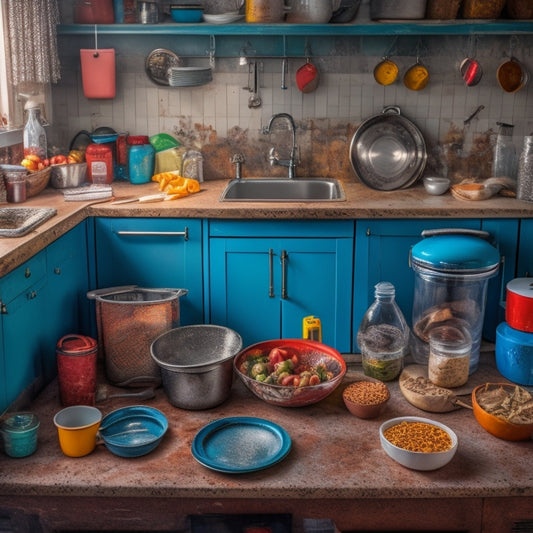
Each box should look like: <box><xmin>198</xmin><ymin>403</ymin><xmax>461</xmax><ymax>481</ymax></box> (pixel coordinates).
<box><xmin>0</xmin><ymin>251</ymin><xmax>46</xmax><ymax>304</ymax></box>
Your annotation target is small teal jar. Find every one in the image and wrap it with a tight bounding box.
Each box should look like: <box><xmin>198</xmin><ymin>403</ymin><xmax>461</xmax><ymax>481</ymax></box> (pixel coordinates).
<box><xmin>1</xmin><ymin>413</ymin><xmax>40</xmax><ymax>458</ymax></box>
<box><xmin>127</xmin><ymin>135</ymin><xmax>155</xmax><ymax>185</ymax></box>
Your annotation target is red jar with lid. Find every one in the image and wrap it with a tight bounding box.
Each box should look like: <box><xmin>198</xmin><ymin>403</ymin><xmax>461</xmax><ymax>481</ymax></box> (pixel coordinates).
<box><xmin>74</xmin><ymin>0</ymin><xmax>114</xmax><ymax>24</ymax></box>
<box><xmin>86</xmin><ymin>143</ymin><xmax>114</xmax><ymax>184</ymax></box>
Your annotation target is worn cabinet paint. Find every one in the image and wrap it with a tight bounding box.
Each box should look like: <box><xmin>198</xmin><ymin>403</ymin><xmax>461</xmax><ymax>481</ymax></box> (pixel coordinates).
<box><xmin>93</xmin><ymin>218</ymin><xmax>204</xmax><ymax>326</ymax></box>
<box><xmin>208</xmin><ymin>220</ymin><xmax>354</xmax><ymax>352</ymax></box>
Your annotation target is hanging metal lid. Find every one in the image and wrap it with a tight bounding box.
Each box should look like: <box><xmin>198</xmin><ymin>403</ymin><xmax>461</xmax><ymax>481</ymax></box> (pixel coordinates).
<box><xmin>410</xmin><ymin>229</ymin><xmax>500</xmax><ymax>275</ymax></box>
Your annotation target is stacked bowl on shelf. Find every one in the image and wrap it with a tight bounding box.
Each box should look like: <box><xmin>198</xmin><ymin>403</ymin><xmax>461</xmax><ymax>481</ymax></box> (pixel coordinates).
<box><xmin>495</xmin><ymin>278</ymin><xmax>533</xmax><ymax>386</ymax></box>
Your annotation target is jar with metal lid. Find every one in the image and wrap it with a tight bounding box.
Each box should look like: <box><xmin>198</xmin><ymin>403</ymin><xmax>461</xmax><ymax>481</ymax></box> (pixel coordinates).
<box><xmin>127</xmin><ymin>136</ymin><xmax>155</xmax><ymax>185</ymax></box>
<box><xmin>1</xmin><ymin>413</ymin><xmax>40</xmax><ymax>458</ymax></box>
<box><xmin>410</xmin><ymin>229</ymin><xmax>500</xmax><ymax>373</ymax></box>
<box><xmin>428</xmin><ymin>325</ymin><xmax>472</xmax><ymax>388</ymax></box>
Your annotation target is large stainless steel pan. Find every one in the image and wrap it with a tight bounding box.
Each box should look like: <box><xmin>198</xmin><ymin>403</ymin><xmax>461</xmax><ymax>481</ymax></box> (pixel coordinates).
<box><xmin>350</xmin><ymin>106</ymin><xmax>427</xmax><ymax>191</ymax></box>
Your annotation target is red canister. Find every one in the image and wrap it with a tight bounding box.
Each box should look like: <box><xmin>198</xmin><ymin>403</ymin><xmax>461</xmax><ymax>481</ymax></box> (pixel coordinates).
<box><xmin>86</xmin><ymin>143</ymin><xmax>114</xmax><ymax>184</ymax></box>
<box><xmin>506</xmin><ymin>278</ymin><xmax>533</xmax><ymax>333</ymax></box>
<box><xmin>56</xmin><ymin>335</ymin><xmax>98</xmax><ymax>407</ymax></box>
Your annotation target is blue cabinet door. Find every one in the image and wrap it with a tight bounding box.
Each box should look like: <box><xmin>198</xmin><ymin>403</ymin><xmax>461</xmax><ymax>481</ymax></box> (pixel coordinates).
<box><xmin>354</xmin><ymin>219</ymin><xmax>519</xmax><ymax>351</ymax></box>
<box><xmin>94</xmin><ymin>218</ymin><xmax>203</xmax><ymax>325</ymax></box>
<box><xmin>209</xmin><ymin>221</ymin><xmax>353</xmax><ymax>352</ymax></box>
<box><xmin>0</xmin><ymin>252</ymin><xmax>47</xmax><ymax>412</ymax></box>
<box><xmin>44</xmin><ymin>222</ymin><xmax>91</xmax><ymax>382</ymax></box>
<box><xmin>517</xmin><ymin>219</ymin><xmax>533</xmax><ymax>277</ymax></box>
<box><xmin>354</xmin><ymin>219</ymin><xmax>482</xmax><ymax>351</ymax></box>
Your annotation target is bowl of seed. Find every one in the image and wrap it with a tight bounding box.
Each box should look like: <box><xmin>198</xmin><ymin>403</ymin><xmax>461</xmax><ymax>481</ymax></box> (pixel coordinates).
<box><xmin>379</xmin><ymin>416</ymin><xmax>458</xmax><ymax>471</ymax></box>
<box><xmin>343</xmin><ymin>378</ymin><xmax>390</xmax><ymax>419</ymax></box>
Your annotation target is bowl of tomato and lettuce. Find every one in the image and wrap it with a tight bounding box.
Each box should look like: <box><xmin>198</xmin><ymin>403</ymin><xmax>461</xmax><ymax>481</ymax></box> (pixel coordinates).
<box><xmin>233</xmin><ymin>339</ymin><xmax>346</xmax><ymax>407</ymax></box>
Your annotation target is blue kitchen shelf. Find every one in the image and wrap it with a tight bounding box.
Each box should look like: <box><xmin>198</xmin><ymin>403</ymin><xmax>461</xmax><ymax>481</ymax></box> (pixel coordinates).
<box><xmin>58</xmin><ymin>20</ymin><xmax>533</xmax><ymax>37</ymax></box>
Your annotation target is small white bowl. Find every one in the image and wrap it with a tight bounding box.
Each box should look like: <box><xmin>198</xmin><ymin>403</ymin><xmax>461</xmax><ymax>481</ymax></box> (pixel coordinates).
<box><xmin>423</xmin><ymin>176</ymin><xmax>451</xmax><ymax>195</ymax></box>
<box><xmin>379</xmin><ymin>416</ymin><xmax>458</xmax><ymax>471</ymax></box>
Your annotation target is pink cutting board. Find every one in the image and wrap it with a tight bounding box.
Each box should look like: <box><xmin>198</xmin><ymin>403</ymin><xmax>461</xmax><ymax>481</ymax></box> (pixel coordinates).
<box><xmin>80</xmin><ymin>49</ymin><xmax>116</xmax><ymax>99</ymax></box>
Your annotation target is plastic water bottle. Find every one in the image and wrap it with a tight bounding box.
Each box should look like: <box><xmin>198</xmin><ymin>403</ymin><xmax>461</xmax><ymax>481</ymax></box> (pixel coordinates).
<box><xmin>357</xmin><ymin>282</ymin><xmax>410</xmax><ymax>381</ymax></box>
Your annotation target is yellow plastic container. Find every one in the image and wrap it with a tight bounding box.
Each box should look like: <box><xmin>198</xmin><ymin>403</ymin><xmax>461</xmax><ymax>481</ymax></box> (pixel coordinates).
<box><xmin>53</xmin><ymin>406</ymin><xmax>102</xmax><ymax>457</ymax></box>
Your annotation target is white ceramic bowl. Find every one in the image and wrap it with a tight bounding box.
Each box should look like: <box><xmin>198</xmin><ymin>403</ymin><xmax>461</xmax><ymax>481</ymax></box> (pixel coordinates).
<box><xmin>423</xmin><ymin>176</ymin><xmax>451</xmax><ymax>195</ymax></box>
<box><xmin>379</xmin><ymin>416</ymin><xmax>458</xmax><ymax>471</ymax></box>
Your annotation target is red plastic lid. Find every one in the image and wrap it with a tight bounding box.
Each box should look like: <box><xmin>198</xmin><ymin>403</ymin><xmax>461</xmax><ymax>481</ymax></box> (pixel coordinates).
<box><xmin>56</xmin><ymin>334</ymin><xmax>97</xmax><ymax>355</ymax></box>
<box><xmin>127</xmin><ymin>136</ymin><xmax>150</xmax><ymax>145</ymax></box>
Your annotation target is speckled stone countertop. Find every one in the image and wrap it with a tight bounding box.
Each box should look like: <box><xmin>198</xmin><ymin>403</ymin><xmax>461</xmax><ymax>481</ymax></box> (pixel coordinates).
<box><xmin>0</xmin><ymin>355</ymin><xmax>531</xmax><ymax>502</ymax></box>
<box><xmin>1</xmin><ymin>179</ymin><xmax>533</xmax><ymax>278</ymax></box>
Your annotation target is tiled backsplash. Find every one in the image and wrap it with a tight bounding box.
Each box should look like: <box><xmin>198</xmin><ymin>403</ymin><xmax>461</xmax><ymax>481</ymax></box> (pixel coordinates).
<box><xmin>51</xmin><ymin>27</ymin><xmax>533</xmax><ymax>181</ymax></box>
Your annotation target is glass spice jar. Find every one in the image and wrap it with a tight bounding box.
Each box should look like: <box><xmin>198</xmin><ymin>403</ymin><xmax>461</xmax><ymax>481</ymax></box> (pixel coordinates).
<box><xmin>428</xmin><ymin>326</ymin><xmax>472</xmax><ymax>388</ymax></box>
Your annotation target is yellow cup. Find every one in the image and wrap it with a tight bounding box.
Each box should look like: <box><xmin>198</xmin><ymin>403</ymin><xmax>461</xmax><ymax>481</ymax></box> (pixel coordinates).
<box><xmin>53</xmin><ymin>406</ymin><xmax>102</xmax><ymax>457</ymax></box>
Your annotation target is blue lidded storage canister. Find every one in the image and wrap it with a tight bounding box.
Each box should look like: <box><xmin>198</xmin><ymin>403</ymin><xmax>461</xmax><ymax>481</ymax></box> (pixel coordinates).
<box><xmin>1</xmin><ymin>413</ymin><xmax>40</xmax><ymax>458</ymax></box>
<box><xmin>496</xmin><ymin>322</ymin><xmax>533</xmax><ymax>386</ymax></box>
<box><xmin>410</xmin><ymin>229</ymin><xmax>500</xmax><ymax>373</ymax></box>
<box><xmin>127</xmin><ymin>136</ymin><xmax>155</xmax><ymax>185</ymax></box>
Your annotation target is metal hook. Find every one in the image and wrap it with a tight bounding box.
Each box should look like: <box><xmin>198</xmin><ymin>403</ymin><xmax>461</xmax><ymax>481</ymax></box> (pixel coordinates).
<box><xmin>93</xmin><ymin>24</ymin><xmax>99</xmax><ymax>57</ymax></box>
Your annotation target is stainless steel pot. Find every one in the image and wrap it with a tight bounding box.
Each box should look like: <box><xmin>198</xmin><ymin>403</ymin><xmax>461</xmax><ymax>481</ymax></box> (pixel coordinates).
<box><xmin>150</xmin><ymin>325</ymin><xmax>242</xmax><ymax>410</ymax></box>
<box><xmin>349</xmin><ymin>106</ymin><xmax>427</xmax><ymax>191</ymax></box>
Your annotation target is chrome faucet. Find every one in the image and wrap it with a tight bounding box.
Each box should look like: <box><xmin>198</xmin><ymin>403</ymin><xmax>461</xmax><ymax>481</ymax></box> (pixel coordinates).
<box><xmin>262</xmin><ymin>113</ymin><xmax>298</xmax><ymax>179</ymax></box>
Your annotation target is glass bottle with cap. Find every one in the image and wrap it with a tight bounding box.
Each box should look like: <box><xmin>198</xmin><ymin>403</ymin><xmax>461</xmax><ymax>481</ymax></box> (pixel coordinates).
<box><xmin>357</xmin><ymin>281</ymin><xmax>410</xmax><ymax>381</ymax></box>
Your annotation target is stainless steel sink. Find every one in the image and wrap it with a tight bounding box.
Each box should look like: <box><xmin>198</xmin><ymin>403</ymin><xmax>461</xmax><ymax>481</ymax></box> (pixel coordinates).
<box><xmin>0</xmin><ymin>207</ymin><xmax>57</xmax><ymax>237</ymax></box>
<box><xmin>219</xmin><ymin>178</ymin><xmax>346</xmax><ymax>202</ymax></box>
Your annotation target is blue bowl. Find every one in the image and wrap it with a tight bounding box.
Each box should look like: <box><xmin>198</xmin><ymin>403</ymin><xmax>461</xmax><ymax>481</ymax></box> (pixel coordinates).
<box><xmin>170</xmin><ymin>6</ymin><xmax>204</xmax><ymax>23</ymax></box>
<box><xmin>99</xmin><ymin>406</ymin><xmax>168</xmax><ymax>458</ymax></box>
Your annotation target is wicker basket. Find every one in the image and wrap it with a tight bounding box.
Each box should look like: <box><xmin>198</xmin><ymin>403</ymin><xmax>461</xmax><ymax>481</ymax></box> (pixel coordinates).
<box><xmin>461</xmin><ymin>0</ymin><xmax>505</xmax><ymax>18</ymax></box>
<box><xmin>26</xmin><ymin>166</ymin><xmax>52</xmax><ymax>198</ymax></box>
<box><xmin>426</xmin><ymin>0</ymin><xmax>462</xmax><ymax>19</ymax></box>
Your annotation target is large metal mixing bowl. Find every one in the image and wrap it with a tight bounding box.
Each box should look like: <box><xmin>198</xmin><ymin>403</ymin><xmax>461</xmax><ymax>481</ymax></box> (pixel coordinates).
<box><xmin>150</xmin><ymin>325</ymin><xmax>242</xmax><ymax>410</ymax></box>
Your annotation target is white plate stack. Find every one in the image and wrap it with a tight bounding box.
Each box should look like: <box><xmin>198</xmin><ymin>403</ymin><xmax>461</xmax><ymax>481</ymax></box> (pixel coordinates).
<box><xmin>168</xmin><ymin>66</ymin><xmax>213</xmax><ymax>87</ymax></box>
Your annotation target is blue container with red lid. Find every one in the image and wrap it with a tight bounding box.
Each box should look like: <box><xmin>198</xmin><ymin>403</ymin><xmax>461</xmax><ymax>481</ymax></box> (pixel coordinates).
<box><xmin>127</xmin><ymin>136</ymin><xmax>155</xmax><ymax>185</ymax></box>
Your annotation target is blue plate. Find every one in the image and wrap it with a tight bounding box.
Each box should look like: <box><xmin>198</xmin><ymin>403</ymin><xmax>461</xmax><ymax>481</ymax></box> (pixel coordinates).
<box><xmin>191</xmin><ymin>417</ymin><xmax>291</xmax><ymax>473</ymax></box>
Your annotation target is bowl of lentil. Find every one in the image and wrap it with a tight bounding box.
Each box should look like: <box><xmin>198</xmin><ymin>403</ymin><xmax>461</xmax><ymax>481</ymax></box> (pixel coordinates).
<box><xmin>379</xmin><ymin>416</ymin><xmax>458</xmax><ymax>471</ymax></box>
<box><xmin>343</xmin><ymin>379</ymin><xmax>390</xmax><ymax>419</ymax></box>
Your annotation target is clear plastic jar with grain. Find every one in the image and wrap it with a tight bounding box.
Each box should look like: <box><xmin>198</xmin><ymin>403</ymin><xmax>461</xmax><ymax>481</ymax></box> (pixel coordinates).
<box><xmin>428</xmin><ymin>326</ymin><xmax>472</xmax><ymax>388</ymax></box>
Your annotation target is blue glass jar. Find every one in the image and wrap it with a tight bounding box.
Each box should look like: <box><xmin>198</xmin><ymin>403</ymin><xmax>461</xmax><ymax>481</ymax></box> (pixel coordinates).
<box><xmin>127</xmin><ymin>136</ymin><xmax>155</xmax><ymax>185</ymax></box>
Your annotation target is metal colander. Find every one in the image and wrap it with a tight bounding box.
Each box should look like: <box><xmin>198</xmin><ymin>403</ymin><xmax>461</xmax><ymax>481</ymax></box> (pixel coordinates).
<box><xmin>87</xmin><ymin>286</ymin><xmax>188</xmax><ymax>385</ymax></box>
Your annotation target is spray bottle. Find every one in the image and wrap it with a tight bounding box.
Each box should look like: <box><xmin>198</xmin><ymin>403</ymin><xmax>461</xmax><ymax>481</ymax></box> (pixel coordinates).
<box><xmin>23</xmin><ymin>95</ymin><xmax>47</xmax><ymax>159</ymax></box>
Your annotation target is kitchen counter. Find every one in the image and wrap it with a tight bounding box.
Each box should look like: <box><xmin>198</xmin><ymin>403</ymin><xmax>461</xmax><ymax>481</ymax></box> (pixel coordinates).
<box><xmin>0</xmin><ymin>354</ymin><xmax>532</xmax><ymax>532</ymax></box>
<box><xmin>1</xmin><ymin>179</ymin><xmax>533</xmax><ymax>278</ymax></box>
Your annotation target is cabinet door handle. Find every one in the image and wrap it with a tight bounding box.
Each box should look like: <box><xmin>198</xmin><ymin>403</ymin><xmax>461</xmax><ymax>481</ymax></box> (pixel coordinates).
<box><xmin>269</xmin><ymin>248</ymin><xmax>274</xmax><ymax>298</ymax></box>
<box><xmin>117</xmin><ymin>228</ymin><xmax>189</xmax><ymax>241</ymax></box>
<box><xmin>281</xmin><ymin>250</ymin><xmax>288</xmax><ymax>300</ymax></box>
